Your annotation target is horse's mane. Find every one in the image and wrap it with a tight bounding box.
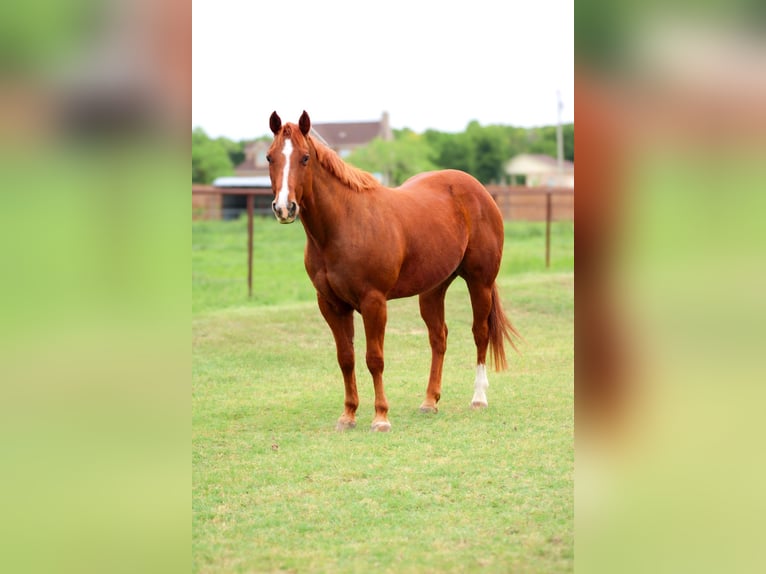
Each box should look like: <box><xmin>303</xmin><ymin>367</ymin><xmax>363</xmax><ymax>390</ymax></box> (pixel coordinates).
<box><xmin>310</xmin><ymin>136</ymin><xmax>380</xmax><ymax>192</ymax></box>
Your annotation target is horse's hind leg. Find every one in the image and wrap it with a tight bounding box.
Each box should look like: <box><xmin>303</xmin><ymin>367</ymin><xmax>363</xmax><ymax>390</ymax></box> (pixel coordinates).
<box><xmin>418</xmin><ymin>279</ymin><xmax>454</xmax><ymax>413</ymax></box>
<box><xmin>317</xmin><ymin>294</ymin><xmax>358</xmax><ymax>430</ymax></box>
<box><xmin>465</xmin><ymin>280</ymin><xmax>493</xmax><ymax>408</ymax></box>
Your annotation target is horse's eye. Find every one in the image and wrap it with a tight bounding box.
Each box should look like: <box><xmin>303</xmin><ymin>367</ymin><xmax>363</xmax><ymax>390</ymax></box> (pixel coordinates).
<box><xmin>301</xmin><ymin>154</ymin><xmax>309</xmax><ymax>166</ymax></box>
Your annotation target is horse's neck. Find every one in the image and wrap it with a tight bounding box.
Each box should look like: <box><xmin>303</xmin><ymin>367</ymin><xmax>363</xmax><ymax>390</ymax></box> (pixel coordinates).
<box><xmin>300</xmin><ymin>167</ymin><xmax>361</xmax><ymax>246</ymax></box>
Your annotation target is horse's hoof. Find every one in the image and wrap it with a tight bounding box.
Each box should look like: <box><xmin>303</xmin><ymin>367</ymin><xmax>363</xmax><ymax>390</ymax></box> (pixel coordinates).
<box><xmin>419</xmin><ymin>404</ymin><xmax>438</xmax><ymax>414</ymax></box>
<box><xmin>336</xmin><ymin>419</ymin><xmax>357</xmax><ymax>431</ymax></box>
<box><xmin>370</xmin><ymin>421</ymin><xmax>392</xmax><ymax>432</ymax></box>
<box><xmin>471</xmin><ymin>401</ymin><xmax>489</xmax><ymax>409</ymax></box>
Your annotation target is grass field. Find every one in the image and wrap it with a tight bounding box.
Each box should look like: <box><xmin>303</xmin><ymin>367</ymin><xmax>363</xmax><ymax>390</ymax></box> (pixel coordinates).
<box><xmin>193</xmin><ymin>216</ymin><xmax>573</xmax><ymax>573</ymax></box>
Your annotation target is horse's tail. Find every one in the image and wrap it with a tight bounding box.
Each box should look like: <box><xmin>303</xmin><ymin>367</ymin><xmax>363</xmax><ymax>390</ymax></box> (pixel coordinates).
<box><xmin>488</xmin><ymin>282</ymin><xmax>522</xmax><ymax>371</ymax></box>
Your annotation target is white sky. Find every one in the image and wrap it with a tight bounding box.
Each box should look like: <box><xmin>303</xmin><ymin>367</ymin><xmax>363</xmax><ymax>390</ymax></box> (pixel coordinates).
<box><xmin>192</xmin><ymin>0</ymin><xmax>573</xmax><ymax>140</ymax></box>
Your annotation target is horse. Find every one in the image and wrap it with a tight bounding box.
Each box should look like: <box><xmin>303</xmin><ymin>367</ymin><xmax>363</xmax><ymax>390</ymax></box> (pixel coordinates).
<box><xmin>266</xmin><ymin>111</ymin><xmax>519</xmax><ymax>431</ymax></box>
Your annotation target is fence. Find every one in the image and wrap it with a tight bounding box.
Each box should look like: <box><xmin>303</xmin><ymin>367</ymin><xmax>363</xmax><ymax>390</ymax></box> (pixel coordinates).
<box><xmin>485</xmin><ymin>185</ymin><xmax>573</xmax><ymax>222</ymax></box>
<box><xmin>192</xmin><ymin>184</ymin><xmax>574</xmax><ymax>295</ymax></box>
<box><xmin>486</xmin><ymin>186</ymin><xmax>574</xmax><ymax>268</ymax></box>
<box><xmin>193</xmin><ymin>184</ymin><xmax>274</xmax><ymax>220</ymax></box>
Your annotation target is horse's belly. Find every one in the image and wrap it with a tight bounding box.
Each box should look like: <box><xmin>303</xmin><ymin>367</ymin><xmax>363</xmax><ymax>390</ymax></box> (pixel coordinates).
<box><xmin>387</xmin><ymin>274</ymin><xmax>451</xmax><ymax>299</ymax></box>
<box><xmin>387</xmin><ymin>247</ymin><xmax>463</xmax><ymax>299</ymax></box>
<box><xmin>386</xmin><ymin>216</ymin><xmax>468</xmax><ymax>299</ymax></box>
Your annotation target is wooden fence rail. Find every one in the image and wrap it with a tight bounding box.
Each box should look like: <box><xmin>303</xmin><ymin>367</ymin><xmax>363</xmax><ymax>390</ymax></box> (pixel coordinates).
<box><xmin>485</xmin><ymin>185</ymin><xmax>574</xmax><ymax>221</ymax></box>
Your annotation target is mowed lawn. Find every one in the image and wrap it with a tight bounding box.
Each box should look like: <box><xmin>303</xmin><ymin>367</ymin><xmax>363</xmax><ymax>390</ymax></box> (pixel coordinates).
<box><xmin>193</xmin><ymin>216</ymin><xmax>573</xmax><ymax>573</ymax></box>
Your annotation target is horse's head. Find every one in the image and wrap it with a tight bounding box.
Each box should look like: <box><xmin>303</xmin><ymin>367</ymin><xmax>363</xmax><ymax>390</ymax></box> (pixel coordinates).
<box><xmin>267</xmin><ymin>110</ymin><xmax>312</xmax><ymax>224</ymax></box>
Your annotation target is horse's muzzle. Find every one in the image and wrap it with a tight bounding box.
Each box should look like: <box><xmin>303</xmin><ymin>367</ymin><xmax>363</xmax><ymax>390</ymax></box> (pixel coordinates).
<box><xmin>272</xmin><ymin>200</ymin><xmax>298</xmax><ymax>223</ymax></box>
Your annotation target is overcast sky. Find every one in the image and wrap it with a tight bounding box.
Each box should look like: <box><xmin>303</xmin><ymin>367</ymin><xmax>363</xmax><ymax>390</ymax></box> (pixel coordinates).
<box><xmin>192</xmin><ymin>0</ymin><xmax>573</xmax><ymax>140</ymax></box>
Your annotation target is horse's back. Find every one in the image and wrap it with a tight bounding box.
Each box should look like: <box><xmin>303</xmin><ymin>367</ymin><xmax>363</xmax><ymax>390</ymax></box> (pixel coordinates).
<box><xmin>399</xmin><ymin>169</ymin><xmax>501</xmax><ymax>218</ymax></box>
<box><xmin>399</xmin><ymin>168</ymin><xmax>483</xmax><ymax>193</ymax></box>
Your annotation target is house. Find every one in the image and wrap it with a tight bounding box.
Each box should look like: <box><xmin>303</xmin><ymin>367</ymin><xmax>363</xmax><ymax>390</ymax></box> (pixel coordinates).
<box><xmin>234</xmin><ymin>140</ymin><xmax>271</xmax><ymax>178</ymax></box>
<box><xmin>233</xmin><ymin>111</ymin><xmax>392</xmax><ymax>177</ymax></box>
<box><xmin>505</xmin><ymin>153</ymin><xmax>574</xmax><ymax>187</ymax></box>
<box><xmin>310</xmin><ymin>111</ymin><xmax>393</xmax><ymax>157</ymax></box>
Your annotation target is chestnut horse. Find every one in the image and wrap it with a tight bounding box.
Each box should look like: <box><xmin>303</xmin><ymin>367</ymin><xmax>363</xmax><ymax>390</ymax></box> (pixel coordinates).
<box><xmin>267</xmin><ymin>111</ymin><xmax>519</xmax><ymax>431</ymax></box>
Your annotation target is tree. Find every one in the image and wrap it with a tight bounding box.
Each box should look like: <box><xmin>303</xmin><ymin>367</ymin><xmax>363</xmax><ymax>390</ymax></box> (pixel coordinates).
<box><xmin>525</xmin><ymin>126</ymin><xmax>558</xmax><ymax>158</ymax></box>
<box><xmin>425</xmin><ymin>122</ymin><xmax>510</xmax><ymax>184</ymax></box>
<box><xmin>523</xmin><ymin>124</ymin><xmax>574</xmax><ymax>162</ymax></box>
<box><xmin>562</xmin><ymin>123</ymin><xmax>574</xmax><ymax>162</ymax></box>
<box><xmin>466</xmin><ymin>123</ymin><xmax>510</xmax><ymax>184</ymax></box>
<box><xmin>217</xmin><ymin>136</ymin><xmax>245</xmax><ymax>167</ymax></box>
<box><xmin>425</xmin><ymin>129</ymin><xmax>475</xmax><ymax>175</ymax></box>
<box><xmin>346</xmin><ymin>130</ymin><xmax>437</xmax><ymax>186</ymax></box>
<box><xmin>192</xmin><ymin>127</ymin><xmax>233</xmax><ymax>183</ymax></box>
<box><xmin>343</xmin><ymin>121</ymin><xmax>574</xmax><ymax>187</ymax></box>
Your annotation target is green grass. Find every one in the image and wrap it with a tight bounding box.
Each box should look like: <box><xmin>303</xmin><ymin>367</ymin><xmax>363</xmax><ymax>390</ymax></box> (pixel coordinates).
<box><xmin>193</xmin><ymin>216</ymin><xmax>573</xmax><ymax>573</ymax></box>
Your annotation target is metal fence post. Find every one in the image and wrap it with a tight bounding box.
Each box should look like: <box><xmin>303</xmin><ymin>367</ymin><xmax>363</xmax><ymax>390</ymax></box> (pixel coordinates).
<box><xmin>545</xmin><ymin>191</ymin><xmax>552</xmax><ymax>268</ymax></box>
<box><xmin>247</xmin><ymin>194</ymin><xmax>254</xmax><ymax>298</ymax></box>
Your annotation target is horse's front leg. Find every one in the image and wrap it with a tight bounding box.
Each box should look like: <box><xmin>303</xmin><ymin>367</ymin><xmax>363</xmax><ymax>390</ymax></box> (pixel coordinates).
<box><xmin>360</xmin><ymin>293</ymin><xmax>391</xmax><ymax>432</ymax></box>
<box><xmin>317</xmin><ymin>294</ymin><xmax>358</xmax><ymax>430</ymax></box>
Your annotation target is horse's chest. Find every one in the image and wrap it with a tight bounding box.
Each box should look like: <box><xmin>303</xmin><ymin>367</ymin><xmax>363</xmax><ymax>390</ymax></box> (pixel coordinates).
<box><xmin>305</xmin><ymin>259</ymin><xmax>358</xmax><ymax>310</ymax></box>
<box><xmin>309</xmin><ymin>255</ymin><xmax>394</xmax><ymax>310</ymax></box>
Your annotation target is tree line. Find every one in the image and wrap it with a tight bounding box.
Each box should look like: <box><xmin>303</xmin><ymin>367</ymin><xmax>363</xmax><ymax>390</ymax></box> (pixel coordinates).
<box><xmin>192</xmin><ymin>122</ymin><xmax>573</xmax><ymax>186</ymax></box>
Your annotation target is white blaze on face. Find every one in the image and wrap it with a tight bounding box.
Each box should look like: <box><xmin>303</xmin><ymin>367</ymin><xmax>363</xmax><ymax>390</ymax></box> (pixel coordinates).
<box><xmin>275</xmin><ymin>138</ymin><xmax>293</xmax><ymax>210</ymax></box>
<box><xmin>471</xmin><ymin>363</ymin><xmax>489</xmax><ymax>407</ymax></box>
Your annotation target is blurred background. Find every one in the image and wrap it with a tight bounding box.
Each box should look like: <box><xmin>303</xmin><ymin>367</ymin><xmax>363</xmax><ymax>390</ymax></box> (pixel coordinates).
<box><xmin>0</xmin><ymin>1</ymin><xmax>188</xmax><ymax>573</ymax></box>
<box><xmin>576</xmin><ymin>0</ymin><xmax>766</xmax><ymax>572</ymax></box>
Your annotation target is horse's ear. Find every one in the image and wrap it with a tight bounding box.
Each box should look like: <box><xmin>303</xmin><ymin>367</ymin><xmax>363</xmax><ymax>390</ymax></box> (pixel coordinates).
<box><xmin>270</xmin><ymin>111</ymin><xmax>282</xmax><ymax>134</ymax></box>
<box><xmin>298</xmin><ymin>110</ymin><xmax>311</xmax><ymax>136</ymax></box>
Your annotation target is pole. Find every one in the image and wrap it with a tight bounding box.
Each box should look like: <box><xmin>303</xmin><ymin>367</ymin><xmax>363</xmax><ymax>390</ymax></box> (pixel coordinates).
<box><xmin>247</xmin><ymin>194</ymin><xmax>254</xmax><ymax>298</ymax></box>
<box><xmin>556</xmin><ymin>90</ymin><xmax>564</xmax><ymax>174</ymax></box>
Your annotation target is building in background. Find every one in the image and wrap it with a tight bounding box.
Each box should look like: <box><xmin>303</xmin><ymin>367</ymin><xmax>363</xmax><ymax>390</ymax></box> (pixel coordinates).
<box><xmin>505</xmin><ymin>153</ymin><xmax>574</xmax><ymax>187</ymax></box>
<box><xmin>234</xmin><ymin>111</ymin><xmax>392</xmax><ymax>178</ymax></box>
<box><xmin>311</xmin><ymin>111</ymin><xmax>392</xmax><ymax>157</ymax></box>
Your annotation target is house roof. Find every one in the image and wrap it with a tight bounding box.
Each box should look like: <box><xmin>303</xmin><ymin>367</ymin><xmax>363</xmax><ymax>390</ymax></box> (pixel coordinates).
<box><xmin>234</xmin><ymin>115</ymin><xmax>388</xmax><ymax>175</ymax></box>
<box><xmin>505</xmin><ymin>153</ymin><xmax>574</xmax><ymax>175</ymax></box>
<box><xmin>312</xmin><ymin>120</ymin><xmax>384</xmax><ymax>148</ymax></box>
